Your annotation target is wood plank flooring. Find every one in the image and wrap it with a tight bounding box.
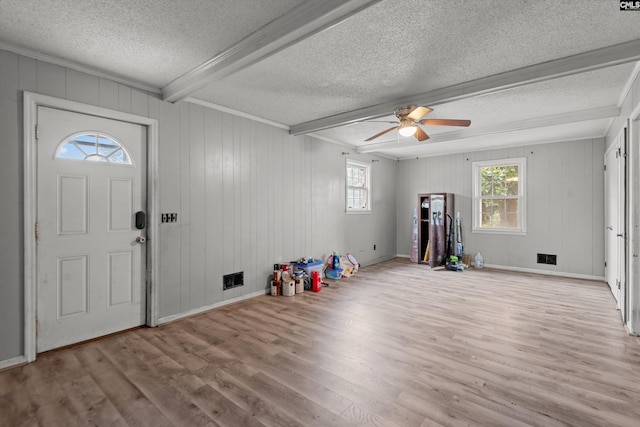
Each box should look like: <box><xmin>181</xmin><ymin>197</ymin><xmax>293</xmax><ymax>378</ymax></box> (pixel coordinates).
<box><xmin>2</xmin><ymin>258</ymin><xmax>640</xmax><ymax>426</ymax></box>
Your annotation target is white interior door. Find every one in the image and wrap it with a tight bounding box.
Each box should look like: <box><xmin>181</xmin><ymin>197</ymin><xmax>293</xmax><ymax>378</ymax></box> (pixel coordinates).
<box><xmin>36</xmin><ymin>106</ymin><xmax>147</xmax><ymax>352</ymax></box>
<box><xmin>605</xmin><ymin>141</ymin><xmax>621</xmax><ymax>307</ymax></box>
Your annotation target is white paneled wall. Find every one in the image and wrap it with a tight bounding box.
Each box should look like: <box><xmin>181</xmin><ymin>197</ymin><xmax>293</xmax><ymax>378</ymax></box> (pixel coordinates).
<box><xmin>396</xmin><ymin>140</ymin><xmax>605</xmax><ymax>278</ymax></box>
<box><xmin>156</xmin><ymin>106</ymin><xmax>397</xmax><ymax>320</ymax></box>
<box><xmin>0</xmin><ymin>50</ymin><xmax>23</xmax><ymax>363</ymax></box>
<box><xmin>0</xmin><ymin>50</ymin><xmax>397</xmax><ymax>362</ymax></box>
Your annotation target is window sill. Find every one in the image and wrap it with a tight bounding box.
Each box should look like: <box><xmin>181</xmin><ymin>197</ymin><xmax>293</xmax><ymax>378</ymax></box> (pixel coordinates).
<box><xmin>346</xmin><ymin>210</ymin><xmax>371</xmax><ymax>215</ymax></box>
<box><xmin>472</xmin><ymin>228</ymin><xmax>527</xmax><ymax>236</ymax></box>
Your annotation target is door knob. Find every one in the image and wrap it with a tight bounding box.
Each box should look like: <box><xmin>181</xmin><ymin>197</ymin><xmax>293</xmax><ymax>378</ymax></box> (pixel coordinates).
<box><xmin>607</xmin><ymin>226</ymin><xmax>613</xmax><ymax>230</ymax></box>
<box><xmin>136</xmin><ymin>236</ymin><xmax>146</xmax><ymax>244</ymax></box>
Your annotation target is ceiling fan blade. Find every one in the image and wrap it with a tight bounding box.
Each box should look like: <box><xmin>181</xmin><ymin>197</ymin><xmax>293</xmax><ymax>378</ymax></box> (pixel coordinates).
<box><xmin>415</xmin><ymin>126</ymin><xmax>430</xmax><ymax>142</ymax></box>
<box><xmin>364</xmin><ymin>120</ymin><xmax>400</xmax><ymax>124</ymax></box>
<box><xmin>364</xmin><ymin>126</ymin><xmax>399</xmax><ymax>141</ymax></box>
<box><xmin>419</xmin><ymin>119</ymin><xmax>471</xmax><ymax>127</ymax></box>
<box><xmin>407</xmin><ymin>106</ymin><xmax>433</xmax><ymax>121</ymax></box>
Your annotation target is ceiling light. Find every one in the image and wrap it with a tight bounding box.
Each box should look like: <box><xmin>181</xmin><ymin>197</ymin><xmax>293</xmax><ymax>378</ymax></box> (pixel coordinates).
<box><xmin>398</xmin><ymin>120</ymin><xmax>417</xmax><ymax>137</ymax></box>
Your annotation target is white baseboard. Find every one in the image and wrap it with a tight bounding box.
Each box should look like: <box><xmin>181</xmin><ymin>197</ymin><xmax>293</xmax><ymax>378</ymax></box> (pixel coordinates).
<box><xmin>624</xmin><ymin>323</ymin><xmax>639</xmax><ymax>337</ymax></box>
<box><xmin>157</xmin><ymin>289</ymin><xmax>269</xmax><ymax>325</ymax></box>
<box><xmin>483</xmin><ymin>263</ymin><xmax>605</xmax><ymax>282</ymax></box>
<box><xmin>0</xmin><ymin>355</ymin><xmax>27</xmax><ymax>371</ymax></box>
<box><xmin>394</xmin><ymin>254</ymin><xmax>604</xmax><ymax>281</ymax></box>
<box><xmin>359</xmin><ymin>254</ymin><xmax>396</xmax><ymax>267</ymax></box>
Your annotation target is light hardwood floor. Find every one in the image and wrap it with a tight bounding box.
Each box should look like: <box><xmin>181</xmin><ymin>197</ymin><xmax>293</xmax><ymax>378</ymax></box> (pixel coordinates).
<box><xmin>2</xmin><ymin>258</ymin><xmax>640</xmax><ymax>426</ymax></box>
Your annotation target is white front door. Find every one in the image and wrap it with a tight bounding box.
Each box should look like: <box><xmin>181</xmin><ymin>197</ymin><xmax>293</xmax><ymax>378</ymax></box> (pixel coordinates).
<box><xmin>36</xmin><ymin>106</ymin><xmax>147</xmax><ymax>352</ymax></box>
<box><xmin>605</xmin><ymin>140</ymin><xmax>622</xmax><ymax>308</ymax></box>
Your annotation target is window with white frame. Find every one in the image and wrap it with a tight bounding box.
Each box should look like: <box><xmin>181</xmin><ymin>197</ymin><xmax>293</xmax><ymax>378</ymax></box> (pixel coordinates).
<box><xmin>346</xmin><ymin>159</ymin><xmax>371</xmax><ymax>212</ymax></box>
<box><xmin>472</xmin><ymin>157</ymin><xmax>526</xmax><ymax>234</ymax></box>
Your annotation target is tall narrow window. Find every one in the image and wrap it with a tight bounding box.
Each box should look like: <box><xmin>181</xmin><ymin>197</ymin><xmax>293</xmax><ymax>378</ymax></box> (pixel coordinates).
<box><xmin>346</xmin><ymin>159</ymin><xmax>371</xmax><ymax>213</ymax></box>
<box><xmin>56</xmin><ymin>133</ymin><xmax>132</xmax><ymax>165</ymax></box>
<box><xmin>472</xmin><ymin>157</ymin><xmax>526</xmax><ymax>234</ymax></box>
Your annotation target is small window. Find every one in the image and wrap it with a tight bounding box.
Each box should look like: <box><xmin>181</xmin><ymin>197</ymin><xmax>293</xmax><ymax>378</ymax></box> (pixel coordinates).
<box><xmin>472</xmin><ymin>157</ymin><xmax>526</xmax><ymax>234</ymax></box>
<box><xmin>346</xmin><ymin>159</ymin><xmax>371</xmax><ymax>213</ymax></box>
<box><xmin>56</xmin><ymin>133</ymin><xmax>132</xmax><ymax>165</ymax></box>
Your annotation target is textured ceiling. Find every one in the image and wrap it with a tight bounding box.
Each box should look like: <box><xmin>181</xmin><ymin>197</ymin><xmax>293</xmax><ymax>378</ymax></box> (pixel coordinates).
<box><xmin>0</xmin><ymin>0</ymin><xmax>304</xmax><ymax>87</ymax></box>
<box><xmin>195</xmin><ymin>0</ymin><xmax>640</xmax><ymax>123</ymax></box>
<box><xmin>316</xmin><ymin>63</ymin><xmax>636</xmax><ymax>145</ymax></box>
<box><xmin>0</xmin><ymin>0</ymin><xmax>639</xmax><ymax>158</ymax></box>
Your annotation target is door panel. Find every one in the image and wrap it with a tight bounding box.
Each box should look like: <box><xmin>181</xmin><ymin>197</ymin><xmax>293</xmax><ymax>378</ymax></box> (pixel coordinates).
<box><xmin>37</xmin><ymin>106</ymin><xmax>146</xmax><ymax>352</ymax></box>
<box><xmin>58</xmin><ymin>256</ymin><xmax>88</xmax><ymax>317</ymax></box>
<box><xmin>108</xmin><ymin>251</ymin><xmax>133</xmax><ymax>307</ymax></box>
<box><xmin>59</xmin><ymin>175</ymin><xmax>88</xmax><ymax>234</ymax></box>
<box><xmin>109</xmin><ymin>178</ymin><xmax>133</xmax><ymax>231</ymax></box>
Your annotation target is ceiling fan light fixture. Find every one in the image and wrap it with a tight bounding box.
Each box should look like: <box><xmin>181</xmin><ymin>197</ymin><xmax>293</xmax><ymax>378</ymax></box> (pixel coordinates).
<box><xmin>363</xmin><ymin>106</ymin><xmax>470</xmax><ymax>142</ymax></box>
<box><xmin>398</xmin><ymin>120</ymin><xmax>417</xmax><ymax>137</ymax></box>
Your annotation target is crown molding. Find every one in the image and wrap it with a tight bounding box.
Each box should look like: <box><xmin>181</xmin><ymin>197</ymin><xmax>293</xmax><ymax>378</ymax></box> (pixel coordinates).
<box><xmin>184</xmin><ymin>97</ymin><xmax>289</xmax><ymax>130</ymax></box>
<box><xmin>0</xmin><ymin>42</ymin><xmax>161</xmax><ymax>94</ymax></box>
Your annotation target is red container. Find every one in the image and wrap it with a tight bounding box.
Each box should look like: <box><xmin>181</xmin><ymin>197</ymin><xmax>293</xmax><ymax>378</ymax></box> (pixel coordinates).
<box><xmin>311</xmin><ymin>271</ymin><xmax>321</xmax><ymax>292</ymax></box>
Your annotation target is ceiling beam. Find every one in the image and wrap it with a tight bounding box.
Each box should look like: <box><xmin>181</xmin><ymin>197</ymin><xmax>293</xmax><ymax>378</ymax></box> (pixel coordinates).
<box><xmin>356</xmin><ymin>105</ymin><xmax>620</xmax><ymax>154</ymax></box>
<box><xmin>162</xmin><ymin>0</ymin><xmax>382</xmax><ymax>103</ymax></box>
<box><xmin>291</xmin><ymin>39</ymin><xmax>640</xmax><ymax>135</ymax></box>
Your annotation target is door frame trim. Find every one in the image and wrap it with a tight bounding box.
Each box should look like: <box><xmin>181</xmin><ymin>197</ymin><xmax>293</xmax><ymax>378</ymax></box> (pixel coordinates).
<box><xmin>629</xmin><ymin>106</ymin><xmax>640</xmax><ymax>335</ymax></box>
<box><xmin>23</xmin><ymin>92</ymin><xmax>160</xmax><ymax>362</ymax></box>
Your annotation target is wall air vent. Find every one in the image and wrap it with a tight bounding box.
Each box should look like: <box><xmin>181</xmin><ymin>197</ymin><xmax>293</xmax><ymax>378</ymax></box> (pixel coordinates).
<box><xmin>223</xmin><ymin>272</ymin><xmax>244</xmax><ymax>290</ymax></box>
<box><xmin>537</xmin><ymin>254</ymin><xmax>557</xmax><ymax>265</ymax></box>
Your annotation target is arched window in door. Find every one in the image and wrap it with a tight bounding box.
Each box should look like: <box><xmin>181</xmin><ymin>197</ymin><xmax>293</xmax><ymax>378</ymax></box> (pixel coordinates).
<box><xmin>55</xmin><ymin>132</ymin><xmax>132</xmax><ymax>165</ymax></box>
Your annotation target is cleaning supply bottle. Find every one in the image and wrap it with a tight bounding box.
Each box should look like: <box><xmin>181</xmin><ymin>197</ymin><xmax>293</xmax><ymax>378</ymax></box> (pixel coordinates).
<box><xmin>333</xmin><ymin>251</ymin><xmax>340</xmax><ymax>270</ymax></box>
<box><xmin>311</xmin><ymin>271</ymin><xmax>321</xmax><ymax>292</ymax></box>
<box><xmin>474</xmin><ymin>252</ymin><xmax>484</xmax><ymax>269</ymax></box>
